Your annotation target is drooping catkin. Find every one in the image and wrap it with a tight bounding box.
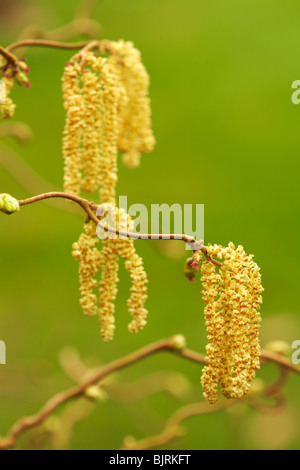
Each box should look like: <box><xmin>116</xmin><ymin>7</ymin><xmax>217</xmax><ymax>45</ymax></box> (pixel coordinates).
<box><xmin>62</xmin><ymin>61</ymin><xmax>84</xmax><ymax>196</ymax></box>
<box><xmin>64</xmin><ymin>45</ymin><xmax>152</xmax><ymax>341</ymax></box>
<box><xmin>200</xmin><ymin>243</ymin><xmax>263</xmax><ymax>404</ymax></box>
<box><xmin>125</xmin><ymin>251</ymin><xmax>149</xmax><ymax>334</ymax></box>
<box><xmin>0</xmin><ymin>76</ymin><xmax>16</xmax><ymax>119</ymax></box>
<box><xmin>116</xmin><ymin>238</ymin><xmax>148</xmax><ymax>335</ymax></box>
<box><xmin>98</xmin><ymin>61</ymin><xmax>120</xmax><ymax>204</ymax></box>
<box><xmin>72</xmin><ymin>221</ymin><xmax>101</xmax><ymax>317</ymax></box>
<box><xmin>98</xmin><ymin>239</ymin><xmax>119</xmax><ymax>342</ymax></box>
<box><xmin>109</xmin><ymin>40</ymin><xmax>156</xmax><ymax>168</ymax></box>
<box><xmin>97</xmin><ymin>204</ymin><xmax>149</xmax><ymax>337</ymax></box>
<box><xmin>200</xmin><ymin>262</ymin><xmax>223</xmax><ymax>405</ymax></box>
<box><xmin>0</xmin><ymin>58</ymin><xmax>31</xmax><ymax>119</ymax></box>
<box><xmin>81</xmin><ymin>68</ymin><xmax>102</xmax><ymax>193</ymax></box>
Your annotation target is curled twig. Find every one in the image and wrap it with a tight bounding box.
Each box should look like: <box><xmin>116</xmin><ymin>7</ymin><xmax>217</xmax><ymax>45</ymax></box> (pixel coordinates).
<box><xmin>0</xmin><ymin>336</ymin><xmax>298</xmax><ymax>450</ymax></box>
<box><xmin>16</xmin><ymin>191</ymin><xmax>222</xmax><ymax>266</ymax></box>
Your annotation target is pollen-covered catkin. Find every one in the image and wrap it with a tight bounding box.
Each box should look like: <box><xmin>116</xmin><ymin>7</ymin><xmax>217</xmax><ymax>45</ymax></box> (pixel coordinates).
<box><xmin>81</xmin><ymin>68</ymin><xmax>102</xmax><ymax>193</ymax></box>
<box><xmin>200</xmin><ymin>262</ymin><xmax>223</xmax><ymax>404</ymax></box>
<box><xmin>109</xmin><ymin>40</ymin><xmax>156</xmax><ymax>168</ymax></box>
<box><xmin>98</xmin><ymin>60</ymin><xmax>120</xmax><ymax>204</ymax></box>
<box><xmin>201</xmin><ymin>243</ymin><xmax>263</xmax><ymax>403</ymax></box>
<box><xmin>0</xmin><ymin>76</ymin><xmax>16</xmax><ymax>119</ymax></box>
<box><xmin>97</xmin><ymin>204</ymin><xmax>149</xmax><ymax>336</ymax></box>
<box><xmin>98</xmin><ymin>239</ymin><xmax>119</xmax><ymax>342</ymax></box>
<box><xmin>62</xmin><ymin>61</ymin><xmax>84</xmax><ymax>196</ymax></box>
<box><xmin>65</xmin><ymin>45</ymin><xmax>152</xmax><ymax>341</ymax></box>
<box><xmin>72</xmin><ymin>221</ymin><xmax>101</xmax><ymax>317</ymax></box>
<box><xmin>120</xmin><ymin>244</ymin><xmax>148</xmax><ymax>334</ymax></box>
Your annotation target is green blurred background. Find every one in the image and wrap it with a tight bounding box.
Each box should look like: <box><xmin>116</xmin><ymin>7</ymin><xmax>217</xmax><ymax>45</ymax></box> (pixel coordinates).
<box><xmin>0</xmin><ymin>0</ymin><xmax>299</xmax><ymax>450</ymax></box>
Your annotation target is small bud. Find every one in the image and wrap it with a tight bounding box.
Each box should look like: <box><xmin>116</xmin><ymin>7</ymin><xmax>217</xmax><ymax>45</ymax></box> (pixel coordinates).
<box><xmin>0</xmin><ymin>194</ymin><xmax>20</xmax><ymax>215</ymax></box>
<box><xmin>17</xmin><ymin>60</ymin><xmax>30</xmax><ymax>74</ymax></box>
<box><xmin>15</xmin><ymin>71</ymin><xmax>30</xmax><ymax>87</ymax></box>
<box><xmin>169</xmin><ymin>334</ymin><xmax>187</xmax><ymax>350</ymax></box>
<box><xmin>84</xmin><ymin>385</ymin><xmax>107</xmax><ymax>401</ymax></box>
<box><xmin>184</xmin><ymin>257</ymin><xmax>198</xmax><ymax>282</ymax></box>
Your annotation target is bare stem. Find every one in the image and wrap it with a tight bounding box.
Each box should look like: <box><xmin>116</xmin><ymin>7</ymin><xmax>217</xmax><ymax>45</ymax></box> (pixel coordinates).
<box><xmin>18</xmin><ymin>192</ymin><xmax>97</xmax><ymax>217</ymax></box>
<box><xmin>122</xmin><ymin>399</ymin><xmax>233</xmax><ymax>450</ymax></box>
<box><xmin>0</xmin><ymin>337</ymin><xmax>297</xmax><ymax>450</ymax></box>
<box><xmin>0</xmin><ymin>45</ymin><xmax>17</xmax><ymax>67</ymax></box>
<box><xmin>17</xmin><ymin>191</ymin><xmax>221</xmax><ymax>265</ymax></box>
<box><xmin>0</xmin><ymin>338</ymin><xmax>190</xmax><ymax>450</ymax></box>
<box><xmin>6</xmin><ymin>39</ymin><xmax>94</xmax><ymax>53</ymax></box>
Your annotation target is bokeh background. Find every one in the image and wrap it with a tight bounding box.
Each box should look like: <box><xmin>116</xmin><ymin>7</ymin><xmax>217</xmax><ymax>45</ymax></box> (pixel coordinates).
<box><xmin>0</xmin><ymin>0</ymin><xmax>299</xmax><ymax>450</ymax></box>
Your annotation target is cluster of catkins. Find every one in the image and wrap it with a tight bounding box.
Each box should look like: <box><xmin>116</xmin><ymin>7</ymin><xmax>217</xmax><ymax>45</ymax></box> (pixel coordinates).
<box><xmin>0</xmin><ymin>57</ymin><xmax>31</xmax><ymax>119</ymax></box>
<box><xmin>192</xmin><ymin>243</ymin><xmax>263</xmax><ymax>404</ymax></box>
<box><xmin>72</xmin><ymin>205</ymin><xmax>148</xmax><ymax>342</ymax></box>
<box><xmin>62</xmin><ymin>40</ymin><xmax>156</xmax><ymax>199</ymax></box>
<box><xmin>63</xmin><ymin>41</ymin><xmax>154</xmax><ymax>341</ymax></box>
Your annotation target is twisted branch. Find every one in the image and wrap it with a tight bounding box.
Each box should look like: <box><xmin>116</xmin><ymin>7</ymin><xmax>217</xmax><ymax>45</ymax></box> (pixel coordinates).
<box><xmin>0</xmin><ymin>336</ymin><xmax>297</xmax><ymax>450</ymax></box>
<box><xmin>17</xmin><ymin>191</ymin><xmax>221</xmax><ymax>266</ymax></box>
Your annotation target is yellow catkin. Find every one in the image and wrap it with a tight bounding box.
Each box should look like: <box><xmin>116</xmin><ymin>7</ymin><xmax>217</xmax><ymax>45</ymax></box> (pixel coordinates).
<box><xmin>97</xmin><ymin>204</ymin><xmax>148</xmax><ymax>336</ymax></box>
<box><xmin>0</xmin><ymin>77</ymin><xmax>16</xmax><ymax>119</ymax></box>
<box><xmin>66</xmin><ymin>48</ymin><xmax>151</xmax><ymax>341</ymax></box>
<box><xmin>81</xmin><ymin>67</ymin><xmax>102</xmax><ymax>193</ymax></box>
<box><xmin>200</xmin><ymin>262</ymin><xmax>223</xmax><ymax>404</ymax></box>
<box><xmin>201</xmin><ymin>243</ymin><xmax>263</xmax><ymax>404</ymax></box>
<box><xmin>98</xmin><ymin>239</ymin><xmax>119</xmax><ymax>342</ymax></box>
<box><xmin>115</xmin><ymin>209</ymin><xmax>148</xmax><ymax>334</ymax></box>
<box><xmin>97</xmin><ymin>59</ymin><xmax>120</xmax><ymax>205</ymax></box>
<box><xmin>109</xmin><ymin>40</ymin><xmax>156</xmax><ymax>168</ymax></box>
<box><xmin>119</xmin><ymin>242</ymin><xmax>148</xmax><ymax>334</ymax></box>
<box><xmin>62</xmin><ymin>61</ymin><xmax>85</xmax><ymax>196</ymax></box>
<box><xmin>72</xmin><ymin>221</ymin><xmax>101</xmax><ymax>317</ymax></box>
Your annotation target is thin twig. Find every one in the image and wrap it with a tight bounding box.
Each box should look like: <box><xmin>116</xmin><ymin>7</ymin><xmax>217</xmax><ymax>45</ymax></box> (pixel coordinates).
<box><xmin>0</xmin><ymin>45</ymin><xmax>17</xmax><ymax>66</ymax></box>
<box><xmin>0</xmin><ymin>338</ymin><xmax>188</xmax><ymax>450</ymax></box>
<box><xmin>122</xmin><ymin>399</ymin><xmax>233</xmax><ymax>450</ymax></box>
<box><xmin>6</xmin><ymin>39</ymin><xmax>93</xmax><ymax>53</ymax></box>
<box><xmin>17</xmin><ymin>191</ymin><xmax>221</xmax><ymax>266</ymax></box>
<box><xmin>0</xmin><ymin>337</ymin><xmax>298</xmax><ymax>450</ymax></box>
<box><xmin>260</xmin><ymin>349</ymin><xmax>300</xmax><ymax>376</ymax></box>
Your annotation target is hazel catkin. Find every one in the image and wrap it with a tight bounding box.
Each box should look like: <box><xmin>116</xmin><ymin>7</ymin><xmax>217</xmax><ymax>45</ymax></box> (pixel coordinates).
<box><xmin>200</xmin><ymin>243</ymin><xmax>263</xmax><ymax>404</ymax></box>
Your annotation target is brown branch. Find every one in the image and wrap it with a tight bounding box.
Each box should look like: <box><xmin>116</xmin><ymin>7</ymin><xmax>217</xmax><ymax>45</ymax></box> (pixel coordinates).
<box><xmin>0</xmin><ymin>336</ymin><xmax>298</xmax><ymax>450</ymax></box>
<box><xmin>0</xmin><ymin>40</ymin><xmax>96</xmax><ymax>73</ymax></box>
<box><xmin>0</xmin><ymin>45</ymin><xmax>17</xmax><ymax>66</ymax></box>
<box><xmin>245</xmin><ymin>391</ymin><xmax>287</xmax><ymax>416</ymax></box>
<box><xmin>0</xmin><ymin>40</ymin><xmax>105</xmax><ymax>71</ymax></box>
<box><xmin>260</xmin><ymin>349</ymin><xmax>300</xmax><ymax>376</ymax></box>
<box><xmin>18</xmin><ymin>192</ymin><xmax>98</xmax><ymax>219</ymax></box>
<box><xmin>6</xmin><ymin>39</ymin><xmax>95</xmax><ymax>53</ymax></box>
<box><xmin>16</xmin><ymin>191</ymin><xmax>222</xmax><ymax>265</ymax></box>
<box><xmin>0</xmin><ymin>337</ymin><xmax>189</xmax><ymax>450</ymax></box>
<box><xmin>122</xmin><ymin>385</ymin><xmax>289</xmax><ymax>450</ymax></box>
<box><xmin>122</xmin><ymin>399</ymin><xmax>233</xmax><ymax>450</ymax></box>
<box><xmin>12</xmin><ymin>0</ymin><xmax>102</xmax><ymax>59</ymax></box>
